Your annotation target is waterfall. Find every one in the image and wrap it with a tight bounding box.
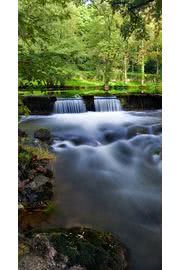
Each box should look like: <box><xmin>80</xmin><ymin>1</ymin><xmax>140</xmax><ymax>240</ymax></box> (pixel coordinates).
<box><xmin>94</xmin><ymin>96</ymin><xmax>122</xmax><ymax>112</ymax></box>
<box><xmin>54</xmin><ymin>98</ymin><xmax>86</xmax><ymax>113</ymax></box>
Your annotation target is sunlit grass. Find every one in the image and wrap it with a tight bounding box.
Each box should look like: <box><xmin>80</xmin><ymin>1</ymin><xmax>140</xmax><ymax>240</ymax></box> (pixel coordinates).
<box><xmin>18</xmin><ymin>78</ymin><xmax>162</xmax><ymax>97</ymax></box>
<box><xmin>19</xmin><ymin>144</ymin><xmax>55</xmax><ymax>161</ymax></box>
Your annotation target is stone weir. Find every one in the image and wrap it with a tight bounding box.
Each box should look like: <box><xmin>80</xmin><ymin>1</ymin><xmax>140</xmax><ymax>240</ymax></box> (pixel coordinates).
<box><xmin>83</xmin><ymin>94</ymin><xmax>162</xmax><ymax>111</ymax></box>
<box><xmin>22</xmin><ymin>94</ymin><xmax>162</xmax><ymax>114</ymax></box>
<box><xmin>118</xmin><ymin>94</ymin><xmax>162</xmax><ymax>111</ymax></box>
<box><xmin>23</xmin><ymin>96</ymin><xmax>56</xmax><ymax>115</ymax></box>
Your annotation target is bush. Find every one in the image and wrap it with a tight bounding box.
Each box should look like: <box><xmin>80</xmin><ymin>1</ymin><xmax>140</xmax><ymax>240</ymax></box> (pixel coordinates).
<box><xmin>18</xmin><ymin>97</ymin><xmax>30</xmax><ymax>116</ymax></box>
<box><xmin>19</xmin><ymin>144</ymin><xmax>55</xmax><ymax>161</ymax></box>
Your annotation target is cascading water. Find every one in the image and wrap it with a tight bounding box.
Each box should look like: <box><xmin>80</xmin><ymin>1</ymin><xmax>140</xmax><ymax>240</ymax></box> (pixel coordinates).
<box><xmin>20</xmin><ymin>110</ymin><xmax>162</xmax><ymax>270</ymax></box>
<box><xmin>94</xmin><ymin>96</ymin><xmax>122</xmax><ymax>112</ymax></box>
<box><xmin>54</xmin><ymin>97</ymin><xmax>86</xmax><ymax>113</ymax></box>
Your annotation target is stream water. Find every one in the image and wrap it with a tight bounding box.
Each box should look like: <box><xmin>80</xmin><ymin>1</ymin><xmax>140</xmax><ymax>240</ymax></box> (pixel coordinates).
<box><xmin>20</xmin><ymin>110</ymin><xmax>162</xmax><ymax>270</ymax></box>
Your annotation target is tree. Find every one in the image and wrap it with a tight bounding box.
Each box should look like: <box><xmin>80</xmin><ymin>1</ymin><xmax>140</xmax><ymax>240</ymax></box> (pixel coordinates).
<box><xmin>107</xmin><ymin>0</ymin><xmax>162</xmax><ymax>39</ymax></box>
<box><xmin>19</xmin><ymin>0</ymin><xmax>85</xmax><ymax>86</ymax></box>
<box><xmin>18</xmin><ymin>0</ymin><xmax>161</xmax><ymax>87</ymax></box>
<box><xmin>83</xmin><ymin>0</ymin><xmax>125</xmax><ymax>89</ymax></box>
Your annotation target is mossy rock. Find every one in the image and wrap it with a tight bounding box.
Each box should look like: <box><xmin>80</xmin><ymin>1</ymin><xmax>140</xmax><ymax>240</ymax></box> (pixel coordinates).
<box><xmin>127</xmin><ymin>125</ymin><xmax>149</xmax><ymax>139</ymax></box>
<box><xmin>31</xmin><ymin>228</ymin><xmax>128</xmax><ymax>270</ymax></box>
<box><xmin>19</xmin><ymin>228</ymin><xmax>128</xmax><ymax>270</ymax></box>
<box><xmin>34</xmin><ymin>129</ymin><xmax>52</xmax><ymax>143</ymax></box>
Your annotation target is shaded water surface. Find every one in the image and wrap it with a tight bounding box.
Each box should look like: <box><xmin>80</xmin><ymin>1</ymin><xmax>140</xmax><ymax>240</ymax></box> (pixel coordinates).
<box><xmin>21</xmin><ymin>110</ymin><xmax>162</xmax><ymax>270</ymax></box>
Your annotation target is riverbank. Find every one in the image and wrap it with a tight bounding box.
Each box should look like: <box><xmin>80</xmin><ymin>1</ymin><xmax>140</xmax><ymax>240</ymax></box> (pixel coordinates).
<box><xmin>18</xmin><ymin>130</ymin><xmax>55</xmax><ymax>211</ymax></box>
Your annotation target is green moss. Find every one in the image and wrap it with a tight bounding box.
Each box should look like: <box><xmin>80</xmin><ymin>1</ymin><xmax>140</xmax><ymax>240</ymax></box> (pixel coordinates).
<box><xmin>42</xmin><ymin>202</ymin><xmax>56</xmax><ymax>215</ymax></box>
<box><xmin>19</xmin><ymin>145</ymin><xmax>33</xmax><ymax>170</ymax></box>
<box><xmin>48</xmin><ymin>228</ymin><xmax>128</xmax><ymax>270</ymax></box>
<box><xmin>18</xmin><ymin>243</ymin><xmax>30</xmax><ymax>257</ymax></box>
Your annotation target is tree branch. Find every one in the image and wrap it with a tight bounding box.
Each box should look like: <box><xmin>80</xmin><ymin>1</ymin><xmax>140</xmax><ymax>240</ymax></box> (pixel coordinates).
<box><xmin>109</xmin><ymin>0</ymin><xmax>155</xmax><ymax>11</ymax></box>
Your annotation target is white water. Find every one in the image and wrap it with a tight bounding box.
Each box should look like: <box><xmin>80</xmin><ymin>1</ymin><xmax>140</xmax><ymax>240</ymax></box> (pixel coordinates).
<box><xmin>21</xmin><ymin>110</ymin><xmax>162</xmax><ymax>270</ymax></box>
<box><xmin>53</xmin><ymin>96</ymin><xmax>121</xmax><ymax>113</ymax></box>
<box><xmin>54</xmin><ymin>97</ymin><xmax>86</xmax><ymax>113</ymax></box>
<box><xmin>94</xmin><ymin>96</ymin><xmax>122</xmax><ymax>111</ymax></box>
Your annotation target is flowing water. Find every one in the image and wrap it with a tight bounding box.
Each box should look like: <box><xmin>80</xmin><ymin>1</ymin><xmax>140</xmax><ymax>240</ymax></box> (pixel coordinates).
<box><xmin>54</xmin><ymin>97</ymin><xmax>86</xmax><ymax>113</ymax></box>
<box><xmin>20</xmin><ymin>110</ymin><xmax>162</xmax><ymax>270</ymax></box>
<box><xmin>94</xmin><ymin>96</ymin><xmax>122</xmax><ymax>111</ymax></box>
<box><xmin>54</xmin><ymin>96</ymin><xmax>122</xmax><ymax>113</ymax></box>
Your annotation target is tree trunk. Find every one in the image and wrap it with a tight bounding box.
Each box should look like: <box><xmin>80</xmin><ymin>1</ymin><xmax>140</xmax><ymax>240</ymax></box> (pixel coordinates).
<box><xmin>156</xmin><ymin>48</ymin><xmax>160</xmax><ymax>76</ymax></box>
<box><xmin>141</xmin><ymin>57</ymin><xmax>145</xmax><ymax>85</ymax></box>
<box><xmin>104</xmin><ymin>62</ymin><xmax>111</xmax><ymax>91</ymax></box>
<box><xmin>156</xmin><ymin>59</ymin><xmax>160</xmax><ymax>76</ymax></box>
<box><xmin>141</xmin><ymin>40</ymin><xmax>145</xmax><ymax>85</ymax></box>
<box><xmin>131</xmin><ymin>63</ymin><xmax>134</xmax><ymax>73</ymax></box>
<box><xmin>124</xmin><ymin>55</ymin><xmax>128</xmax><ymax>84</ymax></box>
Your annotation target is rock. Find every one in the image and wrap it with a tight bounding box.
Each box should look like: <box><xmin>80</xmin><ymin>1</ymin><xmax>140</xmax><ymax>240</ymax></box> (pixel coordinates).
<box><xmin>22</xmin><ymin>175</ymin><xmax>53</xmax><ymax>206</ymax></box>
<box><xmin>103</xmin><ymin>129</ymin><xmax>125</xmax><ymax>143</ymax></box>
<box><xmin>57</xmin><ymin>143</ymin><xmax>70</xmax><ymax>148</ymax></box>
<box><xmin>18</xmin><ymin>179</ymin><xmax>30</xmax><ymax>191</ymax></box>
<box><xmin>45</xmin><ymin>169</ymin><xmax>54</xmax><ymax>178</ymax></box>
<box><xmin>58</xmin><ymin>134</ymin><xmax>97</xmax><ymax>147</ymax></box>
<box><xmin>18</xmin><ymin>151</ymin><xmax>54</xmax><ymax>208</ymax></box>
<box><xmin>18</xmin><ymin>128</ymin><xmax>28</xmax><ymax>138</ymax></box>
<box><xmin>34</xmin><ymin>129</ymin><xmax>52</xmax><ymax>143</ymax></box>
<box><xmin>36</xmin><ymin>166</ymin><xmax>46</xmax><ymax>174</ymax></box>
<box><xmin>49</xmin><ymin>228</ymin><xmax>128</xmax><ymax>270</ymax></box>
<box><xmin>19</xmin><ymin>228</ymin><xmax>128</xmax><ymax>270</ymax></box>
<box><xmin>18</xmin><ymin>255</ymin><xmax>84</xmax><ymax>270</ymax></box>
<box><xmin>127</xmin><ymin>125</ymin><xmax>149</xmax><ymax>139</ymax></box>
<box><xmin>27</xmin><ymin>169</ymin><xmax>36</xmax><ymax>180</ymax></box>
<box><xmin>69</xmin><ymin>267</ymin><xmax>85</xmax><ymax>270</ymax></box>
<box><xmin>19</xmin><ymin>255</ymin><xmax>49</xmax><ymax>270</ymax></box>
<box><xmin>26</xmin><ymin>175</ymin><xmax>50</xmax><ymax>190</ymax></box>
<box><xmin>18</xmin><ymin>203</ymin><xmax>25</xmax><ymax>212</ymax></box>
<box><xmin>152</xmin><ymin>124</ymin><xmax>162</xmax><ymax>135</ymax></box>
<box><xmin>31</xmin><ymin>234</ymin><xmax>51</xmax><ymax>257</ymax></box>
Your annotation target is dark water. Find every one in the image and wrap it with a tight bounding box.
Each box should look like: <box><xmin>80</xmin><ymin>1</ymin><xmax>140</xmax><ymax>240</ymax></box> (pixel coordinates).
<box><xmin>21</xmin><ymin>110</ymin><xmax>162</xmax><ymax>270</ymax></box>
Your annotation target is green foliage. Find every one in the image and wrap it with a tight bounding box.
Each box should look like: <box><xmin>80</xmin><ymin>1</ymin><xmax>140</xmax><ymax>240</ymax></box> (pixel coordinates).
<box><xmin>42</xmin><ymin>202</ymin><xmax>56</xmax><ymax>215</ymax></box>
<box><xmin>18</xmin><ymin>98</ymin><xmax>30</xmax><ymax>116</ymax></box>
<box><xmin>108</xmin><ymin>0</ymin><xmax>161</xmax><ymax>36</ymax></box>
<box><xmin>19</xmin><ymin>150</ymin><xmax>32</xmax><ymax>166</ymax></box>
<box><xmin>18</xmin><ymin>0</ymin><xmax>161</xmax><ymax>89</ymax></box>
<box><xmin>18</xmin><ymin>142</ymin><xmax>55</xmax><ymax>182</ymax></box>
<box><xmin>19</xmin><ymin>144</ymin><xmax>55</xmax><ymax>161</ymax></box>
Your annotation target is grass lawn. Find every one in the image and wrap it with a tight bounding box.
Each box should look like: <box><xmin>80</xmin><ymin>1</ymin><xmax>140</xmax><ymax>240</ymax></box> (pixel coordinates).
<box><xmin>64</xmin><ymin>79</ymin><xmax>103</xmax><ymax>87</ymax></box>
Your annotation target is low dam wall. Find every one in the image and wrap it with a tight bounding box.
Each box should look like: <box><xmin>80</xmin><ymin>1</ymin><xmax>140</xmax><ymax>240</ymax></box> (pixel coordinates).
<box><xmin>23</xmin><ymin>96</ymin><xmax>56</xmax><ymax>115</ymax></box>
<box><xmin>22</xmin><ymin>94</ymin><xmax>162</xmax><ymax>114</ymax></box>
<box><xmin>118</xmin><ymin>94</ymin><xmax>162</xmax><ymax>111</ymax></box>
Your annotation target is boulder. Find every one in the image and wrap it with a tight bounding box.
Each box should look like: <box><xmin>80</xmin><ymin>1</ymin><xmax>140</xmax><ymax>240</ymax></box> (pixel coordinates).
<box><xmin>19</xmin><ymin>255</ymin><xmax>50</xmax><ymax>270</ymax></box>
<box><xmin>21</xmin><ymin>174</ymin><xmax>53</xmax><ymax>206</ymax></box>
<box><xmin>26</xmin><ymin>175</ymin><xmax>50</xmax><ymax>190</ymax></box>
<box><xmin>127</xmin><ymin>125</ymin><xmax>149</xmax><ymax>139</ymax></box>
<box><xmin>18</xmin><ymin>128</ymin><xmax>28</xmax><ymax>138</ymax></box>
<box><xmin>152</xmin><ymin>124</ymin><xmax>162</xmax><ymax>135</ymax></box>
<box><xmin>34</xmin><ymin>129</ymin><xmax>52</xmax><ymax>143</ymax></box>
<box><xmin>103</xmin><ymin>129</ymin><xmax>125</xmax><ymax>143</ymax></box>
<box><xmin>19</xmin><ymin>228</ymin><xmax>128</xmax><ymax>270</ymax></box>
<box><xmin>18</xmin><ymin>203</ymin><xmax>25</xmax><ymax>213</ymax></box>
